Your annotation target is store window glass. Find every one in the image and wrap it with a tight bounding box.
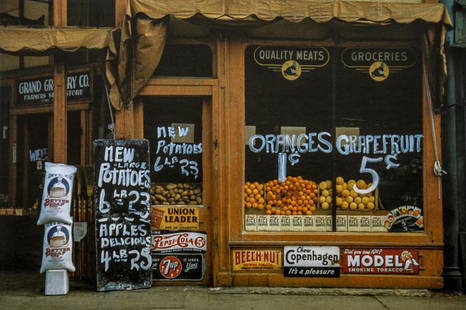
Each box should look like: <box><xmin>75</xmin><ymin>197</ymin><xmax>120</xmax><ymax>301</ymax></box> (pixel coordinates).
<box><xmin>244</xmin><ymin>45</ymin><xmax>423</xmax><ymax>233</ymax></box>
<box><xmin>154</xmin><ymin>45</ymin><xmax>213</xmax><ymax>77</ymax></box>
<box><xmin>143</xmin><ymin>98</ymin><xmax>204</xmax><ymax>207</ymax></box>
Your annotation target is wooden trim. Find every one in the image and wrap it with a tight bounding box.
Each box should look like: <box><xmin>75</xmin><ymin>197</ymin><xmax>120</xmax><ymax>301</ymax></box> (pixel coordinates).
<box><xmin>52</xmin><ymin>0</ymin><xmax>67</xmax><ymax>26</ymax></box>
<box><xmin>144</xmin><ymin>78</ymin><xmax>218</xmax><ymax>86</ymax></box>
<box><xmin>9</xmin><ymin>114</ymin><xmax>17</xmax><ymax>207</ymax></box>
<box><xmin>10</xmin><ymin>103</ymin><xmax>90</xmax><ymax>115</ymax></box>
<box><xmin>139</xmin><ymin>85</ymin><xmax>213</xmax><ymax>96</ymax></box>
<box><xmin>115</xmin><ymin>104</ymin><xmax>135</xmax><ymax>139</ymax></box>
<box><xmin>52</xmin><ymin>58</ymin><xmax>67</xmax><ymax>163</ymax></box>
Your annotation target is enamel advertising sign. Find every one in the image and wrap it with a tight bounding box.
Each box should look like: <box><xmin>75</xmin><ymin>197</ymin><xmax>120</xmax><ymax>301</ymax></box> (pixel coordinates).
<box><xmin>152</xmin><ymin>231</ymin><xmax>207</xmax><ymax>253</ymax></box>
<box><xmin>284</xmin><ymin>246</ymin><xmax>340</xmax><ymax>277</ymax></box>
<box><xmin>341</xmin><ymin>248</ymin><xmax>420</xmax><ymax>274</ymax></box>
<box><xmin>232</xmin><ymin>249</ymin><xmax>282</xmax><ymax>271</ymax></box>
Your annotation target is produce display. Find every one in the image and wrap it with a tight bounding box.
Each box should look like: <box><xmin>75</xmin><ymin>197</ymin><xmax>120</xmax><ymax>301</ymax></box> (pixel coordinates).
<box><xmin>245</xmin><ymin>176</ymin><xmax>378</xmax><ymax>214</ymax></box>
<box><xmin>332</xmin><ymin>177</ymin><xmax>376</xmax><ymax>211</ymax></box>
<box><xmin>245</xmin><ymin>176</ymin><xmax>318</xmax><ymax>215</ymax></box>
<box><xmin>151</xmin><ymin>183</ymin><xmax>203</xmax><ymax>205</ymax></box>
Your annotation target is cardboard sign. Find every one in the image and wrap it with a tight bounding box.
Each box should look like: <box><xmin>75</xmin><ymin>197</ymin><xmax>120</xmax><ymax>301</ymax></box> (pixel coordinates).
<box><xmin>152</xmin><ymin>253</ymin><xmax>204</xmax><ymax>281</ymax></box>
<box><xmin>341</xmin><ymin>248</ymin><xmax>420</xmax><ymax>274</ymax></box>
<box><xmin>17</xmin><ymin>71</ymin><xmax>91</xmax><ymax>105</ymax></box>
<box><xmin>94</xmin><ymin>139</ymin><xmax>152</xmax><ymax>291</ymax></box>
<box><xmin>151</xmin><ymin>206</ymin><xmax>200</xmax><ymax>231</ymax></box>
<box><xmin>232</xmin><ymin>249</ymin><xmax>282</xmax><ymax>271</ymax></box>
<box><xmin>284</xmin><ymin>246</ymin><xmax>340</xmax><ymax>277</ymax></box>
<box><xmin>152</xmin><ymin>232</ymin><xmax>207</xmax><ymax>253</ymax></box>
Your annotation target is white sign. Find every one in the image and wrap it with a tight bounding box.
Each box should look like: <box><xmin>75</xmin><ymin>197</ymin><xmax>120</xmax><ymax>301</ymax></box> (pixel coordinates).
<box><xmin>284</xmin><ymin>246</ymin><xmax>340</xmax><ymax>267</ymax></box>
<box><xmin>152</xmin><ymin>232</ymin><xmax>207</xmax><ymax>253</ymax></box>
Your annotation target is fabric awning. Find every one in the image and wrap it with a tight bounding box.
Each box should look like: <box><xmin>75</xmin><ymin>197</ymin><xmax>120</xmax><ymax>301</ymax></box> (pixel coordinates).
<box><xmin>107</xmin><ymin>0</ymin><xmax>451</xmax><ymax>110</ymax></box>
<box><xmin>129</xmin><ymin>0</ymin><xmax>451</xmax><ymax>25</ymax></box>
<box><xmin>0</xmin><ymin>27</ymin><xmax>113</xmax><ymax>55</ymax></box>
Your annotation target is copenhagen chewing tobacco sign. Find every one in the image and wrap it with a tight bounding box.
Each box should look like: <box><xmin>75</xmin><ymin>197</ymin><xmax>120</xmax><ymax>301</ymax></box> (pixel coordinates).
<box><xmin>16</xmin><ymin>71</ymin><xmax>91</xmax><ymax>105</ymax></box>
<box><xmin>253</xmin><ymin>46</ymin><xmax>330</xmax><ymax>80</ymax></box>
<box><xmin>341</xmin><ymin>48</ymin><xmax>417</xmax><ymax>82</ymax></box>
<box><xmin>284</xmin><ymin>246</ymin><xmax>340</xmax><ymax>277</ymax></box>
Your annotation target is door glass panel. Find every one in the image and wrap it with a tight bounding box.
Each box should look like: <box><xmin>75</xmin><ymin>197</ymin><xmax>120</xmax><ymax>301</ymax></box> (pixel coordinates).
<box><xmin>143</xmin><ymin>97</ymin><xmax>204</xmax><ymax>206</ymax></box>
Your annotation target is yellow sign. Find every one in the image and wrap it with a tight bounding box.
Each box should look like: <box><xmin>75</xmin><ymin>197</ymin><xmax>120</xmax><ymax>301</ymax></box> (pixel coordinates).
<box><xmin>232</xmin><ymin>249</ymin><xmax>282</xmax><ymax>271</ymax></box>
<box><xmin>151</xmin><ymin>206</ymin><xmax>200</xmax><ymax>231</ymax></box>
<box><xmin>369</xmin><ymin>61</ymin><xmax>389</xmax><ymax>82</ymax></box>
<box><xmin>281</xmin><ymin>60</ymin><xmax>302</xmax><ymax>80</ymax></box>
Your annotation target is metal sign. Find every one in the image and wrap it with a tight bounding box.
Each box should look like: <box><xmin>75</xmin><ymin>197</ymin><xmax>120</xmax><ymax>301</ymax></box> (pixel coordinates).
<box><xmin>152</xmin><ymin>253</ymin><xmax>205</xmax><ymax>281</ymax></box>
<box><xmin>284</xmin><ymin>246</ymin><xmax>340</xmax><ymax>277</ymax></box>
<box><xmin>232</xmin><ymin>249</ymin><xmax>282</xmax><ymax>271</ymax></box>
<box><xmin>151</xmin><ymin>206</ymin><xmax>200</xmax><ymax>231</ymax></box>
<box><xmin>152</xmin><ymin>231</ymin><xmax>207</xmax><ymax>253</ymax></box>
<box><xmin>341</xmin><ymin>248</ymin><xmax>420</xmax><ymax>274</ymax></box>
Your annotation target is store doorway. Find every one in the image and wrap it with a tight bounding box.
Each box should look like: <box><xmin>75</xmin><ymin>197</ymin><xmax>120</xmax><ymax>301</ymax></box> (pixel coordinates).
<box><xmin>140</xmin><ymin>96</ymin><xmax>212</xmax><ymax>285</ymax></box>
<box><xmin>16</xmin><ymin>113</ymin><xmax>51</xmax><ymax>210</ymax></box>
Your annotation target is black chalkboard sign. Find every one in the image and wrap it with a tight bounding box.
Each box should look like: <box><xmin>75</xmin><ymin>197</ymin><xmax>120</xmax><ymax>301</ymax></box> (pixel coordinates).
<box><xmin>94</xmin><ymin>139</ymin><xmax>152</xmax><ymax>291</ymax></box>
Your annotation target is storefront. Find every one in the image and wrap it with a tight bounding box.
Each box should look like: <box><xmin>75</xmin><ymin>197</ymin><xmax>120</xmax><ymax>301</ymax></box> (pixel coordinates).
<box><xmin>0</xmin><ymin>0</ymin><xmax>453</xmax><ymax>289</ymax></box>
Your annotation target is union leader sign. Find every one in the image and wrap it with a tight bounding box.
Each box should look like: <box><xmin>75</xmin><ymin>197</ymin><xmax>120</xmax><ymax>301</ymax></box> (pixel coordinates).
<box><xmin>341</xmin><ymin>248</ymin><xmax>420</xmax><ymax>274</ymax></box>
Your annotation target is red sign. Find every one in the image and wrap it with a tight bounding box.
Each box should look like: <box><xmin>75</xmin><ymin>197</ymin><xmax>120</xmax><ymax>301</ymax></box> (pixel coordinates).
<box><xmin>341</xmin><ymin>248</ymin><xmax>419</xmax><ymax>274</ymax></box>
<box><xmin>158</xmin><ymin>256</ymin><xmax>182</xmax><ymax>279</ymax></box>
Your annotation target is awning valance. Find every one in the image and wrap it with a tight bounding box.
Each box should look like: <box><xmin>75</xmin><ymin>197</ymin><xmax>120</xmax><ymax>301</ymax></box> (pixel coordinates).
<box><xmin>106</xmin><ymin>1</ymin><xmax>451</xmax><ymax>111</ymax></box>
<box><xmin>128</xmin><ymin>0</ymin><xmax>452</xmax><ymax>25</ymax></box>
<box><xmin>0</xmin><ymin>27</ymin><xmax>113</xmax><ymax>55</ymax></box>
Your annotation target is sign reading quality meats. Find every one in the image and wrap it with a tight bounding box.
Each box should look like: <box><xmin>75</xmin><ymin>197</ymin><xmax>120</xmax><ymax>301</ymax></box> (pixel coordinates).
<box><xmin>284</xmin><ymin>246</ymin><xmax>340</xmax><ymax>277</ymax></box>
<box><xmin>152</xmin><ymin>232</ymin><xmax>207</xmax><ymax>253</ymax></box>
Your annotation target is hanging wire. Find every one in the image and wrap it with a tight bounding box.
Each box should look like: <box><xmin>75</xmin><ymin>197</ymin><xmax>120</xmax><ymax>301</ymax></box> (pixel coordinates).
<box><xmin>101</xmin><ymin>69</ymin><xmax>116</xmax><ymax>140</ymax></box>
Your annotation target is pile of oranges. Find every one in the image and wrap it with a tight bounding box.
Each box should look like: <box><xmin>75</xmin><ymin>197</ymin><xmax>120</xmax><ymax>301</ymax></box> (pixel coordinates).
<box><xmin>244</xmin><ymin>176</ymin><xmax>318</xmax><ymax>216</ymax></box>
<box><xmin>244</xmin><ymin>182</ymin><xmax>266</xmax><ymax>210</ymax></box>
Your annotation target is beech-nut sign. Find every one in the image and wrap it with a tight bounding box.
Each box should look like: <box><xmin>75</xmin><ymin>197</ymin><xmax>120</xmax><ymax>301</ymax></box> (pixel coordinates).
<box><xmin>253</xmin><ymin>46</ymin><xmax>330</xmax><ymax>80</ymax></box>
<box><xmin>341</xmin><ymin>48</ymin><xmax>417</xmax><ymax>82</ymax></box>
<box><xmin>152</xmin><ymin>231</ymin><xmax>207</xmax><ymax>253</ymax></box>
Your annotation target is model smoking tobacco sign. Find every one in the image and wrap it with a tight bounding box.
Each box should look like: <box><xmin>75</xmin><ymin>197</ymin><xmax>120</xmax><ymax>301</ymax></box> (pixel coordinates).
<box><xmin>94</xmin><ymin>139</ymin><xmax>152</xmax><ymax>291</ymax></box>
<box><xmin>341</xmin><ymin>48</ymin><xmax>417</xmax><ymax>82</ymax></box>
<box><xmin>341</xmin><ymin>248</ymin><xmax>420</xmax><ymax>274</ymax></box>
<box><xmin>253</xmin><ymin>46</ymin><xmax>330</xmax><ymax>80</ymax></box>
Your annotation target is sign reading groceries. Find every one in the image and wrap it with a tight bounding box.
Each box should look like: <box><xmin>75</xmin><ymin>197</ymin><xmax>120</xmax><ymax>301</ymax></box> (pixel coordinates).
<box><xmin>284</xmin><ymin>246</ymin><xmax>340</xmax><ymax>277</ymax></box>
<box><xmin>341</xmin><ymin>248</ymin><xmax>420</xmax><ymax>274</ymax></box>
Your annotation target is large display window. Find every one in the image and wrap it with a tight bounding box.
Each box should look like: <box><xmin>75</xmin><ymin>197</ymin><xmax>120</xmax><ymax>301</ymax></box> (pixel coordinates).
<box><xmin>244</xmin><ymin>45</ymin><xmax>424</xmax><ymax>233</ymax></box>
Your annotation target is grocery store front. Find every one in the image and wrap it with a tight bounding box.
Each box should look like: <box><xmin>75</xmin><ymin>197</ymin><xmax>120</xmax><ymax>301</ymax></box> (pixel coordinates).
<box><xmin>115</xmin><ymin>1</ymin><xmax>452</xmax><ymax>288</ymax></box>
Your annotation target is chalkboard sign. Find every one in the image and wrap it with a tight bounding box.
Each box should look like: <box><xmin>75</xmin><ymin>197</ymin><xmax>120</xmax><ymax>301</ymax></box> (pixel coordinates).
<box><xmin>94</xmin><ymin>139</ymin><xmax>152</xmax><ymax>291</ymax></box>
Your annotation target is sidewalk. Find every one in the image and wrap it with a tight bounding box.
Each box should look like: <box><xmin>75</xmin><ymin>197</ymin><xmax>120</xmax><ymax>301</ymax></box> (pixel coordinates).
<box><xmin>1</xmin><ymin>272</ymin><xmax>466</xmax><ymax>310</ymax></box>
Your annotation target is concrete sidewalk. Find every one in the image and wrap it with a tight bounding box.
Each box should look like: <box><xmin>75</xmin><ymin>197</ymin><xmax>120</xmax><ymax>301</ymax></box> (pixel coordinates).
<box><xmin>1</xmin><ymin>272</ymin><xmax>466</xmax><ymax>310</ymax></box>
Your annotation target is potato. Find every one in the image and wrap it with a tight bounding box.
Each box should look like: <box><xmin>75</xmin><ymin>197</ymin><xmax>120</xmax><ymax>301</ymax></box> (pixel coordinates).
<box><xmin>166</xmin><ymin>183</ymin><xmax>177</xmax><ymax>190</ymax></box>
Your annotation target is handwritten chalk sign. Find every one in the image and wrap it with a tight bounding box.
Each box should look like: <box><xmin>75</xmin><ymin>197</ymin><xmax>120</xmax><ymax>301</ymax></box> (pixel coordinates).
<box><xmin>94</xmin><ymin>139</ymin><xmax>152</xmax><ymax>292</ymax></box>
<box><xmin>153</xmin><ymin>125</ymin><xmax>202</xmax><ymax>180</ymax></box>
